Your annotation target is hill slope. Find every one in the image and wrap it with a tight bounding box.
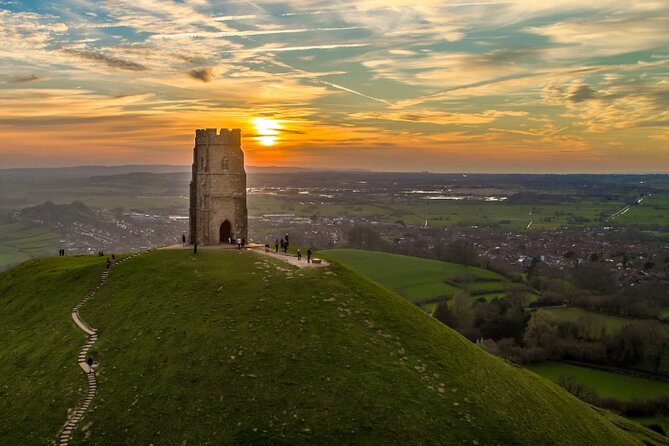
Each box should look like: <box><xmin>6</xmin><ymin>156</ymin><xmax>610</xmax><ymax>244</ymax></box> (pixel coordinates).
<box><xmin>0</xmin><ymin>250</ymin><xmax>666</xmax><ymax>445</ymax></box>
<box><xmin>320</xmin><ymin>249</ymin><xmax>535</xmax><ymax>306</ymax></box>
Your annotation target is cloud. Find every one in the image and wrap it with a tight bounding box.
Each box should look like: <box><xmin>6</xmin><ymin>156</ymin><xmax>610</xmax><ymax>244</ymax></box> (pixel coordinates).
<box><xmin>566</xmin><ymin>84</ymin><xmax>597</xmax><ymax>103</ymax></box>
<box><xmin>63</xmin><ymin>49</ymin><xmax>149</xmax><ymax>71</ymax></box>
<box><xmin>187</xmin><ymin>67</ymin><xmax>215</xmax><ymax>82</ymax></box>
<box><xmin>9</xmin><ymin>74</ymin><xmax>46</xmax><ymax>83</ymax></box>
<box><xmin>350</xmin><ymin>109</ymin><xmax>527</xmax><ymax>126</ymax></box>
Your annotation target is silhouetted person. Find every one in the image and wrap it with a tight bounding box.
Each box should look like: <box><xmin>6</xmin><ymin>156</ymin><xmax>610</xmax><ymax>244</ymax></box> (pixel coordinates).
<box><xmin>106</xmin><ymin>258</ymin><xmax>111</xmax><ymax>269</ymax></box>
<box><xmin>297</xmin><ymin>249</ymin><xmax>302</xmax><ymax>261</ymax></box>
<box><xmin>182</xmin><ymin>234</ymin><xmax>186</xmax><ymax>245</ymax></box>
<box><xmin>193</xmin><ymin>243</ymin><xmax>198</xmax><ymax>254</ymax></box>
<box><xmin>275</xmin><ymin>239</ymin><xmax>279</xmax><ymax>253</ymax></box>
<box><xmin>86</xmin><ymin>354</ymin><xmax>94</xmax><ymax>372</ymax></box>
<box><xmin>242</xmin><ymin>238</ymin><xmax>245</xmax><ymax>248</ymax></box>
<box><xmin>307</xmin><ymin>249</ymin><xmax>312</xmax><ymax>264</ymax></box>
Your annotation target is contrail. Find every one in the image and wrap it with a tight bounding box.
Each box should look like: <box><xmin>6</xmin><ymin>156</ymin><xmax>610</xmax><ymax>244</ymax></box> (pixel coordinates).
<box><xmin>232</xmin><ymin>43</ymin><xmax>371</xmax><ymax>53</ymax></box>
<box><xmin>271</xmin><ymin>59</ymin><xmax>393</xmax><ymax>106</ymax></box>
<box><xmin>317</xmin><ymin>79</ymin><xmax>393</xmax><ymax>106</ymax></box>
<box><xmin>150</xmin><ymin>26</ymin><xmax>361</xmax><ymax>40</ymax></box>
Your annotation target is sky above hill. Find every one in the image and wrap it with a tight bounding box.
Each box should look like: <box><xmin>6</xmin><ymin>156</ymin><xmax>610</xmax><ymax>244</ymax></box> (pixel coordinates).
<box><xmin>0</xmin><ymin>0</ymin><xmax>668</xmax><ymax>172</ymax></box>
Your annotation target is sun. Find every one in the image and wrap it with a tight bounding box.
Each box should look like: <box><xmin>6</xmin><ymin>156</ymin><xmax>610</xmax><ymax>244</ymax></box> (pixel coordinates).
<box><xmin>252</xmin><ymin>117</ymin><xmax>282</xmax><ymax>146</ymax></box>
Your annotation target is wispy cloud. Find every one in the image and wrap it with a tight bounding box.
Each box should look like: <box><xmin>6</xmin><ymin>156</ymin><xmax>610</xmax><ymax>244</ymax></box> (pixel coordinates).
<box><xmin>62</xmin><ymin>49</ymin><xmax>149</xmax><ymax>71</ymax></box>
<box><xmin>8</xmin><ymin>74</ymin><xmax>47</xmax><ymax>83</ymax></box>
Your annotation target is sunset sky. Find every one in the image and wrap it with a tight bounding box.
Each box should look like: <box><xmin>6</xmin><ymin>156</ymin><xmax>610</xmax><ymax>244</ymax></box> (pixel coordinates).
<box><xmin>0</xmin><ymin>0</ymin><xmax>668</xmax><ymax>172</ymax></box>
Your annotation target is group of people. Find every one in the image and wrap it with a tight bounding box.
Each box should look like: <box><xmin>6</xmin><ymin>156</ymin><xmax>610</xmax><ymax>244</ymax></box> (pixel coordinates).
<box><xmin>275</xmin><ymin>235</ymin><xmax>290</xmax><ymax>254</ymax></box>
<box><xmin>105</xmin><ymin>253</ymin><xmax>116</xmax><ymax>269</ymax></box>
<box><xmin>271</xmin><ymin>234</ymin><xmax>313</xmax><ymax>263</ymax></box>
<box><xmin>58</xmin><ymin>248</ymin><xmax>66</xmax><ymax>256</ymax></box>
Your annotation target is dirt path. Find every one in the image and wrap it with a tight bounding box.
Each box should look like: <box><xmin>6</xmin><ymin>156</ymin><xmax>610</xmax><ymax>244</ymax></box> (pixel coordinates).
<box><xmin>162</xmin><ymin>243</ymin><xmax>328</xmax><ymax>269</ymax></box>
<box><xmin>249</xmin><ymin>247</ymin><xmax>328</xmax><ymax>268</ymax></box>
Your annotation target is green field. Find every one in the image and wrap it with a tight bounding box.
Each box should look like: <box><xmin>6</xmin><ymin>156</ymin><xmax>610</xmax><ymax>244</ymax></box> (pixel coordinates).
<box><xmin>538</xmin><ymin>307</ymin><xmax>669</xmax><ymax>337</ymax></box>
<box><xmin>0</xmin><ymin>222</ymin><xmax>62</xmax><ymax>271</ymax></box>
<box><xmin>616</xmin><ymin>194</ymin><xmax>669</xmax><ymax>226</ymax></box>
<box><xmin>0</xmin><ymin>250</ymin><xmax>665</xmax><ymax>445</ymax></box>
<box><xmin>528</xmin><ymin>361</ymin><xmax>669</xmax><ymax>400</ymax></box>
<box><xmin>320</xmin><ymin>249</ymin><xmax>535</xmax><ymax>308</ymax></box>
<box><xmin>250</xmin><ymin>196</ymin><xmax>624</xmax><ymax>231</ymax></box>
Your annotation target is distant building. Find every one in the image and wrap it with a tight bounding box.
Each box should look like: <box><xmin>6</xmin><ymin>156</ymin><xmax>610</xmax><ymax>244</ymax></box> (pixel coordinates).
<box><xmin>189</xmin><ymin>128</ymin><xmax>248</xmax><ymax>245</ymax></box>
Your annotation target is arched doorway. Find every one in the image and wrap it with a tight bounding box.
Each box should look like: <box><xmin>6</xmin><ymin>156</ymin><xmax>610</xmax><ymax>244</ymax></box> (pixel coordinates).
<box><xmin>219</xmin><ymin>220</ymin><xmax>232</xmax><ymax>243</ymax></box>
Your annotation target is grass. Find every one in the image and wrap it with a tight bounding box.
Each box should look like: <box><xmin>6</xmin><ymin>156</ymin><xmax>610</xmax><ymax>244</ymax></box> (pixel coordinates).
<box><xmin>319</xmin><ymin>249</ymin><xmax>534</xmax><ymax>307</ymax></box>
<box><xmin>528</xmin><ymin>361</ymin><xmax>669</xmax><ymax>400</ymax></box>
<box><xmin>251</xmin><ymin>196</ymin><xmax>624</xmax><ymax>231</ymax></box>
<box><xmin>1</xmin><ymin>249</ymin><xmax>665</xmax><ymax>444</ymax></box>
<box><xmin>660</xmin><ymin>308</ymin><xmax>669</xmax><ymax>322</ymax></box>
<box><xmin>537</xmin><ymin>307</ymin><xmax>646</xmax><ymax>336</ymax></box>
<box><xmin>538</xmin><ymin>307</ymin><xmax>669</xmax><ymax>339</ymax></box>
<box><xmin>0</xmin><ymin>222</ymin><xmax>62</xmax><ymax>272</ymax></box>
<box><xmin>0</xmin><ymin>255</ymin><xmax>107</xmax><ymax>443</ymax></box>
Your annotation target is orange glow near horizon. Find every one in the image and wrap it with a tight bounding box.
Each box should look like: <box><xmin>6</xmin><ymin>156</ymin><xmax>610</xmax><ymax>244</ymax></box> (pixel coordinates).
<box><xmin>253</xmin><ymin>118</ymin><xmax>282</xmax><ymax>147</ymax></box>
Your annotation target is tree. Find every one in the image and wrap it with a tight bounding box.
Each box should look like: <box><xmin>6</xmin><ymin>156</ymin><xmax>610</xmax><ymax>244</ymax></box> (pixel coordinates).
<box><xmin>440</xmin><ymin>240</ymin><xmax>478</xmax><ymax>266</ymax></box>
<box><xmin>524</xmin><ymin>312</ymin><xmax>559</xmax><ymax>355</ymax></box>
<box><xmin>433</xmin><ymin>301</ymin><xmax>453</xmax><ymax>326</ymax></box>
<box><xmin>346</xmin><ymin>225</ymin><xmax>386</xmax><ymax>250</ymax></box>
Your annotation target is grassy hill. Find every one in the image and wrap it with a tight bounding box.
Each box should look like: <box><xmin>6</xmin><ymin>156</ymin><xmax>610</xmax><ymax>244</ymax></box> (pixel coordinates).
<box><xmin>320</xmin><ymin>249</ymin><xmax>536</xmax><ymax>311</ymax></box>
<box><xmin>0</xmin><ymin>249</ymin><xmax>666</xmax><ymax>445</ymax></box>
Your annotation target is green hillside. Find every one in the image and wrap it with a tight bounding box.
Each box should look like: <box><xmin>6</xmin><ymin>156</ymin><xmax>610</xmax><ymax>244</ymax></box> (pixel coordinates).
<box><xmin>320</xmin><ymin>249</ymin><xmax>536</xmax><ymax>308</ymax></box>
<box><xmin>0</xmin><ymin>250</ymin><xmax>666</xmax><ymax>445</ymax></box>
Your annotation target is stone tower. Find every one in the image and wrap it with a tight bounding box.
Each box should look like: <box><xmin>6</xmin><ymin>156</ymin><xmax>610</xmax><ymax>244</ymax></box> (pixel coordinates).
<box><xmin>189</xmin><ymin>128</ymin><xmax>248</xmax><ymax>245</ymax></box>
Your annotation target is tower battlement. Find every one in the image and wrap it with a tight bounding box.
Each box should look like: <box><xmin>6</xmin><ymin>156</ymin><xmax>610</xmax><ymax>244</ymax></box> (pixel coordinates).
<box><xmin>195</xmin><ymin>128</ymin><xmax>241</xmax><ymax>145</ymax></box>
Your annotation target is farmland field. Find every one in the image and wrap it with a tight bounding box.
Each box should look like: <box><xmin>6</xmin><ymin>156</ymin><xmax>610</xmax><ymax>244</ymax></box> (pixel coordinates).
<box><xmin>537</xmin><ymin>307</ymin><xmax>658</xmax><ymax>336</ymax></box>
<box><xmin>528</xmin><ymin>361</ymin><xmax>669</xmax><ymax>400</ymax></box>
<box><xmin>319</xmin><ymin>249</ymin><xmax>535</xmax><ymax>308</ymax></box>
<box><xmin>0</xmin><ymin>222</ymin><xmax>62</xmax><ymax>271</ymax></box>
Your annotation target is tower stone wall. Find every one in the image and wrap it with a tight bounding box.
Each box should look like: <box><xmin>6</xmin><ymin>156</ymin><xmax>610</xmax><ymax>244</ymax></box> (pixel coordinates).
<box><xmin>189</xmin><ymin>128</ymin><xmax>248</xmax><ymax>245</ymax></box>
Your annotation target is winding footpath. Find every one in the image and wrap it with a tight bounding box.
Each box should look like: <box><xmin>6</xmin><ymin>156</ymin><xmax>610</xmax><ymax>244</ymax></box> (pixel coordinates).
<box><xmin>57</xmin><ymin>253</ymin><xmax>141</xmax><ymax>446</ymax></box>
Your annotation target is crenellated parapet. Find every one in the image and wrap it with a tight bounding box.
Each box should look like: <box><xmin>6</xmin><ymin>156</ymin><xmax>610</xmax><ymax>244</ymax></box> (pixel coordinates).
<box><xmin>195</xmin><ymin>128</ymin><xmax>241</xmax><ymax>146</ymax></box>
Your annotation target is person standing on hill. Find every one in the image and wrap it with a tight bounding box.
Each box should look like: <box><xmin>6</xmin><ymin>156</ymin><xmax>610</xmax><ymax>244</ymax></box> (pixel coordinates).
<box><xmin>182</xmin><ymin>234</ymin><xmax>186</xmax><ymax>245</ymax></box>
<box><xmin>275</xmin><ymin>239</ymin><xmax>279</xmax><ymax>253</ymax></box>
<box><xmin>307</xmin><ymin>248</ymin><xmax>312</xmax><ymax>264</ymax></box>
<box><xmin>106</xmin><ymin>258</ymin><xmax>111</xmax><ymax>269</ymax></box>
<box><xmin>297</xmin><ymin>249</ymin><xmax>302</xmax><ymax>261</ymax></box>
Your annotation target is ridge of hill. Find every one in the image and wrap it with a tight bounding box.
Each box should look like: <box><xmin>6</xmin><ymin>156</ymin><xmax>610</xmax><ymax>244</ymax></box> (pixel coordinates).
<box><xmin>0</xmin><ymin>250</ymin><xmax>666</xmax><ymax>445</ymax></box>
